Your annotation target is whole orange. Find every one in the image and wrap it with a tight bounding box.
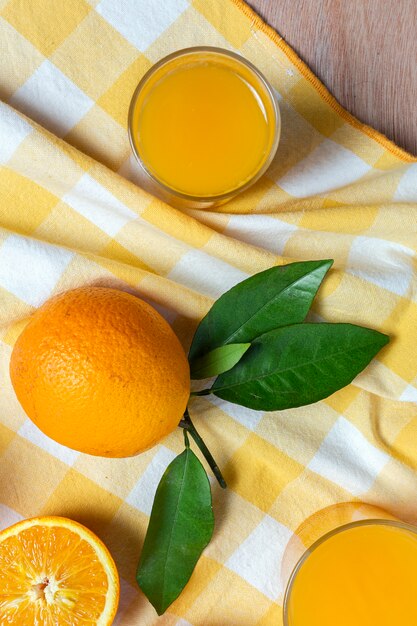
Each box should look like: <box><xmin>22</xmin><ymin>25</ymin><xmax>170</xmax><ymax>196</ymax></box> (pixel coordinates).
<box><xmin>10</xmin><ymin>287</ymin><xmax>190</xmax><ymax>457</ymax></box>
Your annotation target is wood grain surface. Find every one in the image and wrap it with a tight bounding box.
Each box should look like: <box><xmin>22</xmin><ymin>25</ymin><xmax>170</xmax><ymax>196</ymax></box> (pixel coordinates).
<box><xmin>248</xmin><ymin>0</ymin><xmax>417</xmax><ymax>156</ymax></box>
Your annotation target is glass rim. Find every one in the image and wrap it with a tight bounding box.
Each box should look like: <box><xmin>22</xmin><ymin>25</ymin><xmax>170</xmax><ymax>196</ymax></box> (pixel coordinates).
<box><xmin>127</xmin><ymin>45</ymin><xmax>281</xmax><ymax>203</ymax></box>
<box><xmin>283</xmin><ymin>518</ymin><xmax>417</xmax><ymax>625</ymax></box>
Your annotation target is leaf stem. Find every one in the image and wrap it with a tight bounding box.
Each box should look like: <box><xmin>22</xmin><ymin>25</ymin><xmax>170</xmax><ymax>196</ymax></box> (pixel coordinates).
<box><xmin>179</xmin><ymin>409</ymin><xmax>227</xmax><ymax>489</ymax></box>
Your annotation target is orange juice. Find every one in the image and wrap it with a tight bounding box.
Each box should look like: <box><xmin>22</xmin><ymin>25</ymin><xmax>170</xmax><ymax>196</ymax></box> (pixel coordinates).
<box><xmin>129</xmin><ymin>48</ymin><xmax>279</xmax><ymax>200</ymax></box>
<box><xmin>284</xmin><ymin>521</ymin><xmax>417</xmax><ymax>626</ymax></box>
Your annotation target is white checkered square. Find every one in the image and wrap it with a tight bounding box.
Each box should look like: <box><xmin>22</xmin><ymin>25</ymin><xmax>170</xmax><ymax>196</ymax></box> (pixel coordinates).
<box><xmin>19</xmin><ymin>420</ymin><xmax>79</xmax><ymax>466</ymax></box>
<box><xmin>399</xmin><ymin>384</ymin><xmax>417</xmax><ymax>403</ymax></box>
<box><xmin>208</xmin><ymin>396</ymin><xmax>264</xmax><ymax>430</ymax></box>
<box><xmin>394</xmin><ymin>163</ymin><xmax>417</xmax><ymax>202</ymax></box>
<box><xmin>277</xmin><ymin>139</ymin><xmax>371</xmax><ymax>198</ymax></box>
<box><xmin>226</xmin><ymin>515</ymin><xmax>293</xmax><ymax>599</ymax></box>
<box><xmin>168</xmin><ymin>249</ymin><xmax>248</xmax><ymax>298</ymax></box>
<box><xmin>347</xmin><ymin>236</ymin><xmax>414</xmax><ymax>296</ymax></box>
<box><xmin>0</xmin><ymin>234</ymin><xmax>74</xmax><ymax>307</ymax></box>
<box><xmin>126</xmin><ymin>446</ymin><xmax>177</xmax><ymax>515</ymax></box>
<box><xmin>225</xmin><ymin>215</ymin><xmax>298</xmax><ymax>255</ymax></box>
<box><xmin>62</xmin><ymin>174</ymin><xmax>138</xmax><ymax>236</ymax></box>
<box><xmin>308</xmin><ymin>416</ymin><xmax>389</xmax><ymax>495</ymax></box>
<box><xmin>0</xmin><ymin>102</ymin><xmax>33</xmax><ymax>164</ymax></box>
<box><xmin>113</xmin><ymin>578</ymin><xmax>138</xmax><ymax>625</ymax></box>
<box><xmin>0</xmin><ymin>504</ymin><xmax>23</xmax><ymax>531</ymax></box>
<box><xmin>10</xmin><ymin>60</ymin><xmax>94</xmax><ymax>136</ymax></box>
<box><xmin>118</xmin><ymin>155</ymin><xmax>147</xmax><ymax>187</ymax></box>
<box><xmin>96</xmin><ymin>0</ymin><xmax>189</xmax><ymax>51</ymax></box>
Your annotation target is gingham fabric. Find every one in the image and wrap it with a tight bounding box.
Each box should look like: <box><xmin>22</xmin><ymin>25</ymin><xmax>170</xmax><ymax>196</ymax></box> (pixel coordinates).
<box><xmin>0</xmin><ymin>0</ymin><xmax>416</xmax><ymax>624</ymax></box>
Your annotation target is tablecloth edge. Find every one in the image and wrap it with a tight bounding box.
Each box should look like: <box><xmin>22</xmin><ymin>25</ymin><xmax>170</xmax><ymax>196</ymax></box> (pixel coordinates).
<box><xmin>232</xmin><ymin>0</ymin><xmax>417</xmax><ymax>164</ymax></box>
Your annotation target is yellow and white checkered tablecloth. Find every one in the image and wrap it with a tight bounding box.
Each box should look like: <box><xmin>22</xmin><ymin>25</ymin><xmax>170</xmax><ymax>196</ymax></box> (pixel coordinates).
<box><xmin>0</xmin><ymin>0</ymin><xmax>416</xmax><ymax>623</ymax></box>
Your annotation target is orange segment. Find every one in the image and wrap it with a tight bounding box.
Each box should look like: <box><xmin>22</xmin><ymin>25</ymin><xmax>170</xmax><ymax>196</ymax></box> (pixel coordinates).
<box><xmin>0</xmin><ymin>516</ymin><xmax>119</xmax><ymax>625</ymax></box>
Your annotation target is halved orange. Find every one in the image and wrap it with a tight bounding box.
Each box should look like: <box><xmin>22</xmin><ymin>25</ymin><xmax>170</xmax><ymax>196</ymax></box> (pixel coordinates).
<box><xmin>0</xmin><ymin>516</ymin><xmax>119</xmax><ymax>625</ymax></box>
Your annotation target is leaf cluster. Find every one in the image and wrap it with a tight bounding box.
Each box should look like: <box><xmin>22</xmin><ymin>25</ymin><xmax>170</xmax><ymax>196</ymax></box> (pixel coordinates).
<box><xmin>137</xmin><ymin>260</ymin><xmax>388</xmax><ymax>614</ymax></box>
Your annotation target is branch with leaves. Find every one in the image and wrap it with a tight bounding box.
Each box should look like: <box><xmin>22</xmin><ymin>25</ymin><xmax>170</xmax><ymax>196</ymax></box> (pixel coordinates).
<box><xmin>136</xmin><ymin>259</ymin><xmax>389</xmax><ymax>614</ymax></box>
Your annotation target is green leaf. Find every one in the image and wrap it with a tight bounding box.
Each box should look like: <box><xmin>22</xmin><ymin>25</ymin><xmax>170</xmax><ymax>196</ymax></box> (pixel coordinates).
<box><xmin>136</xmin><ymin>448</ymin><xmax>214</xmax><ymax>615</ymax></box>
<box><xmin>189</xmin><ymin>259</ymin><xmax>333</xmax><ymax>362</ymax></box>
<box><xmin>211</xmin><ymin>323</ymin><xmax>389</xmax><ymax>410</ymax></box>
<box><xmin>190</xmin><ymin>342</ymin><xmax>251</xmax><ymax>379</ymax></box>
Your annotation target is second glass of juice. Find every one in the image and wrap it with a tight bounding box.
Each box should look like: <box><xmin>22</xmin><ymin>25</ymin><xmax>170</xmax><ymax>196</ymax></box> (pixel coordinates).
<box><xmin>128</xmin><ymin>47</ymin><xmax>280</xmax><ymax>208</ymax></box>
<box><xmin>284</xmin><ymin>519</ymin><xmax>417</xmax><ymax>626</ymax></box>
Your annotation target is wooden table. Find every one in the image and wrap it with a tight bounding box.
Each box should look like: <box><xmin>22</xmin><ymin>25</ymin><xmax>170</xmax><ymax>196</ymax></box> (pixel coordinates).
<box><xmin>249</xmin><ymin>0</ymin><xmax>417</xmax><ymax>156</ymax></box>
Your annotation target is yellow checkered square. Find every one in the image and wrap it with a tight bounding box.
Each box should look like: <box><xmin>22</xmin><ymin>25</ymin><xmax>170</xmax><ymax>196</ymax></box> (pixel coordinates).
<box><xmin>185</xmin><ymin>567</ymin><xmax>272</xmax><ymax>624</ymax></box>
<box><xmin>65</xmin><ymin>105</ymin><xmax>129</xmax><ymax>170</ymax></box>
<box><xmin>0</xmin><ymin>17</ymin><xmax>44</xmax><ymax>99</ymax></box>
<box><xmin>393</xmin><ymin>418</ymin><xmax>417</xmax><ymax>471</ymax></box>
<box><xmin>266</xmin><ymin>102</ymin><xmax>324</xmax><ymax>181</ymax></box>
<box><xmin>193</xmin><ymin>0</ymin><xmax>252</xmax><ymax>48</ymax></box>
<box><xmin>0</xmin><ymin>342</ymin><xmax>28</xmax><ymax>433</ymax></box>
<box><xmin>256</xmin><ymin>604</ymin><xmax>284</xmax><ymax>626</ymax></box>
<box><xmin>1</xmin><ymin>0</ymin><xmax>91</xmax><ymax>56</ymax></box>
<box><xmin>98</xmin><ymin>55</ymin><xmax>152</xmax><ymax>127</ymax></box>
<box><xmin>2</xmin><ymin>316</ymin><xmax>31</xmax><ymax>347</ymax></box>
<box><xmin>344</xmin><ymin>391</ymin><xmax>416</xmax><ymax>448</ymax></box>
<box><xmin>0</xmin><ymin>423</ymin><xmax>16</xmax><ymax>454</ymax></box>
<box><xmin>145</xmin><ymin>5</ymin><xmax>230</xmax><ymax>62</ymax></box>
<box><xmin>0</xmin><ymin>288</ymin><xmax>33</xmax><ymax>336</ymax></box>
<box><xmin>41</xmin><ymin>467</ymin><xmax>124</xmax><ymax>535</ymax></box>
<box><xmin>191</xmin><ymin>396</ymin><xmax>256</xmax><ymax>463</ymax></box>
<box><xmin>289</xmin><ymin>80</ymin><xmax>345</xmax><ymax>137</ymax></box>
<box><xmin>380</xmin><ymin>298</ymin><xmax>417</xmax><ymax>382</ymax></box>
<box><xmin>0</xmin><ymin>167</ymin><xmax>59</xmax><ymax>234</ymax></box>
<box><xmin>318</xmin><ymin>273</ymin><xmax>400</xmax><ymax>328</ymax></box>
<box><xmin>100</xmin><ymin>502</ymin><xmax>149</xmax><ymax>583</ymax></box>
<box><xmin>7</xmin><ymin>130</ymin><xmax>87</xmax><ymax>196</ymax></box>
<box><xmin>283</xmin><ymin>229</ymin><xmax>354</xmax><ymax>267</ymax></box>
<box><xmin>364</xmin><ymin>459</ymin><xmax>417</xmax><ymax>513</ymax></box>
<box><xmin>142</xmin><ymin>199</ymin><xmax>214</xmax><ymax>249</ymax></box>
<box><xmin>224</xmin><ymin>433</ymin><xmax>304</xmax><ymax>512</ymax></box>
<box><xmin>330</xmin><ymin>123</ymin><xmax>385</xmax><ymax>166</ymax></box>
<box><xmin>36</xmin><ymin>201</ymin><xmax>112</xmax><ymax>255</ymax></box>
<box><xmin>270</xmin><ymin>470</ymin><xmax>353</xmax><ymax>530</ymax></box>
<box><xmin>170</xmin><ymin>556</ymin><xmax>222</xmax><ymax>616</ymax></box>
<box><xmin>220</xmin><ymin>178</ymin><xmax>277</xmax><ymax>214</ymax></box>
<box><xmin>324</xmin><ymin>384</ymin><xmax>361</xmax><ymax>415</ymax></box>
<box><xmin>365</xmin><ymin>204</ymin><xmax>417</xmax><ymax>249</ymax></box>
<box><xmin>0</xmin><ymin>436</ymin><xmax>69</xmax><ymax>515</ymax></box>
<box><xmin>51</xmin><ymin>10</ymin><xmax>137</xmax><ymax>100</ymax></box>
<box><xmin>299</xmin><ymin>204</ymin><xmax>379</xmax><ymax>233</ymax></box>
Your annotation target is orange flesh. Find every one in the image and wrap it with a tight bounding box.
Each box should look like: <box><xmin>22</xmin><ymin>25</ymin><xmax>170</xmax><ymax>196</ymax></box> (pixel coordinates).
<box><xmin>0</xmin><ymin>519</ymin><xmax>118</xmax><ymax>625</ymax></box>
<box><xmin>286</xmin><ymin>524</ymin><xmax>417</xmax><ymax>626</ymax></box>
<box><xmin>131</xmin><ymin>53</ymin><xmax>276</xmax><ymax>196</ymax></box>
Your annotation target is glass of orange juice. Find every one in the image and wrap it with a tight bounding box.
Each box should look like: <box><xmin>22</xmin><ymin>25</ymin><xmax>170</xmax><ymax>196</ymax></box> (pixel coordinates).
<box><xmin>283</xmin><ymin>519</ymin><xmax>417</xmax><ymax>626</ymax></box>
<box><xmin>128</xmin><ymin>47</ymin><xmax>280</xmax><ymax>208</ymax></box>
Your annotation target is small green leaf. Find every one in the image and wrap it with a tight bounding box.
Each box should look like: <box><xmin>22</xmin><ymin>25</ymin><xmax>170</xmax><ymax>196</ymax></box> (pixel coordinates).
<box><xmin>190</xmin><ymin>342</ymin><xmax>251</xmax><ymax>379</ymax></box>
<box><xmin>211</xmin><ymin>323</ymin><xmax>389</xmax><ymax>410</ymax></box>
<box><xmin>189</xmin><ymin>259</ymin><xmax>333</xmax><ymax>362</ymax></box>
<box><xmin>137</xmin><ymin>448</ymin><xmax>214</xmax><ymax>615</ymax></box>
